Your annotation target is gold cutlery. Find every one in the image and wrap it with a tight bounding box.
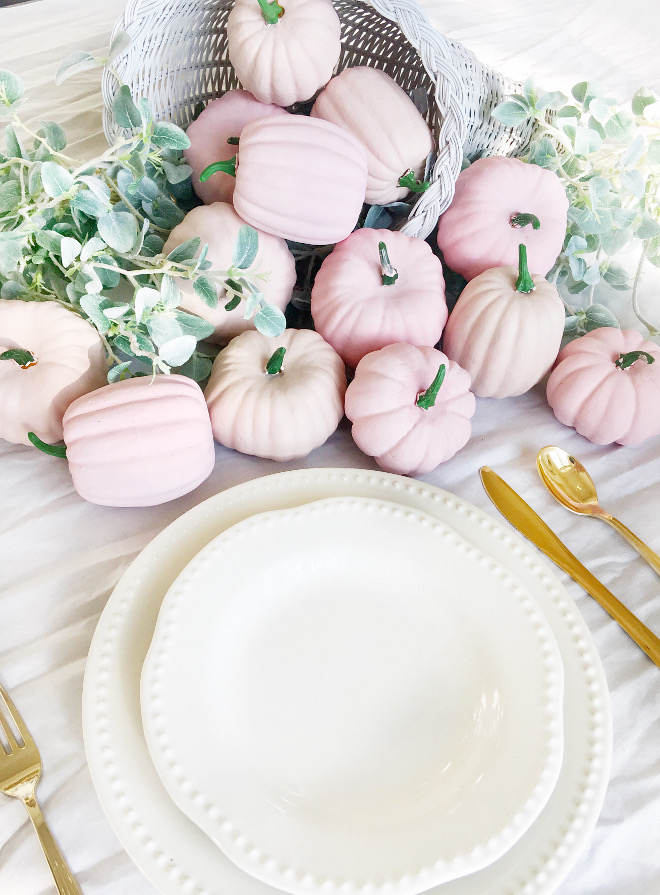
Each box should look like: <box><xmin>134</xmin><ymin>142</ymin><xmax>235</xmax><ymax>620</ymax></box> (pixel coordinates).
<box><xmin>480</xmin><ymin>466</ymin><xmax>660</xmax><ymax>668</ymax></box>
<box><xmin>537</xmin><ymin>445</ymin><xmax>660</xmax><ymax>578</ymax></box>
<box><xmin>0</xmin><ymin>682</ymin><xmax>83</xmax><ymax>895</ymax></box>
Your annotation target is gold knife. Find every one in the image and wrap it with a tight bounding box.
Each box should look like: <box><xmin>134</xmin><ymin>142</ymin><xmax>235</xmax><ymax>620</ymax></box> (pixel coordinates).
<box><xmin>480</xmin><ymin>466</ymin><xmax>660</xmax><ymax>669</ymax></box>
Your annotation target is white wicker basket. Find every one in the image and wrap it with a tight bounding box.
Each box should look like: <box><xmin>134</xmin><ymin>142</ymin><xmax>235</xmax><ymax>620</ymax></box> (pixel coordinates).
<box><xmin>102</xmin><ymin>0</ymin><xmax>537</xmax><ymax>240</ymax></box>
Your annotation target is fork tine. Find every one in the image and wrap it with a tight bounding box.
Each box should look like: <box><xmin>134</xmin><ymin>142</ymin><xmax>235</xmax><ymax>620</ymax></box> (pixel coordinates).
<box><xmin>0</xmin><ymin>682</ymin><xmax>28</xmax><ymax>748</ymax></box>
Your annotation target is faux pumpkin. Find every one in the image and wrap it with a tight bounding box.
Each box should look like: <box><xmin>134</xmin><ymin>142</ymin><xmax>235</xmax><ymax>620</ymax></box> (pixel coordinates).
<box><xmin>32</xmin><ymin>375</ymin><xmax>216</xmax><ymax>507</ymax></box>
<box><xmin>226</xmin><ymin>0</ymin><xmax>341</xmax><ymax>107</ymax></box>
<box><xmin>442</xmin><ymin>244</ymin><xmax>565</xmax><ymax>398</ymax></box>
<box><xmin>204</xmin><ymin>328</ymin><xmax>347</xmax><ymax>460</ymax></box>
<box><xmin>185</xmin><ymin>90</ymin><xmax>288</xmax><ymax>206</ymax></box>
<box><xmin>311</xmin><ymin>228</ymin><xmax>448</xmax><ymax>369</ymax></box>
<box><xmin>162</xmin><ymin>202</ymin><xmax>296</xmax><ymax>344</ymax></box>
<box><xmin>311</xmin><ymin>66</ymin><xmax>434</xmax><ymax>205</ymax></box>
<box><xmin>436</xmin><ymin>156</ymin><xmax>569</xmax><ymax>281</ymax></box>
<box><xmin>546</xmin><ymin>327</ymin><xmax>660</xmax><ymax>445</ymax></box>
<box><xmin>0</xmin><ymin>299</ymin><xmax>107</xmax><ymax>445</ymax></box>
<box><xmin>344</xmin><ymin>342</ymin><xmax>475</xmax><ymax>476</ymax></box>
<box><xmin>200</xmin><ymin>115</ymin><xmax>368</xmax><ymax>245</ymax></box>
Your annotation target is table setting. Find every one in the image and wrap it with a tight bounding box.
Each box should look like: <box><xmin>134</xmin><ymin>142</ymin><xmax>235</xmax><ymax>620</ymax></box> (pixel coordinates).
<box><xmin>1</xmin><ymin>1</ymin><xmax>660</xmax><ymax>894</ymax></box>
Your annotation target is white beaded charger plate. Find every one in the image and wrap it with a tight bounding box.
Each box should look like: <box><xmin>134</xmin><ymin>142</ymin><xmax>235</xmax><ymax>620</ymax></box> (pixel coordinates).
<box><xmin>140</xmin><ymin>496</ymin><xmax>564</xmax><ymax>895</ymax></box>
<box><xmin>82</xmin><ymin>469</ymin><xmax>612</xmax><ymax>895</ymax></box>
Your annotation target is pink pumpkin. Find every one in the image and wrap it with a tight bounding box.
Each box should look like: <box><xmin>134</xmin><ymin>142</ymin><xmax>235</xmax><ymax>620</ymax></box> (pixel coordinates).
<box><xmin>442</xmin><ymin>244</ymin><xmax>565</xmax><ymax>398</ymax></box>
<box><xmin>61</xmin><ymin>375</ymin><xmax>215</xmax><ymax>506</ymax></box>
<box><xmin>546</xmin><ymin>328</ymin><xmax>660</xmax><ymax>445</ymax></box>
<box><xmin>204</xmin><ymin>328</ymin><xmax>346</xmax><ymax>461</ymax></box>
<box><xmin>436</xmin><ymin>156</ymin><xmax>569</xmax><ymax>280</ymax></box>
<box><xmin>311</xmin><ymin>228</ymin><xmax>448</xmax><ymax>369</ymax></box>
<box><xmin>345</xmin><ymin>342</ymin><xmax>475</xmax><ymax>476</ymax></box>
<box><xmin>227</xmin><ymin>0</ymin><xmax>341</xmax><ymax>107</ymax></box>
<box><xmin>200</xmin><ymin>115</ymin><xmax>368</xmax><ymax>245</ymax></box>
<box><xmin>185</xmin><ymin>90</ymin><xmax>288</xmax><ymax>205</ymax></box>
<box><xmin>0</xmin><ymin>299</ymin><xmax>107</xmax><ymax>445</ymax></box>
<box><xmin>162</xmin><ymin>203</ymin><xmax>295</xmax><ymax>344</ymax></box>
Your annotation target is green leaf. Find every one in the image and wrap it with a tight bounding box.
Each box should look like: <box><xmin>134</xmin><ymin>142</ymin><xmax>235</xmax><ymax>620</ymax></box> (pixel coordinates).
<box><xmin>142</xmin><ymin>196</ymin><xmax>184</xmax><ymax>229</ymax></box>
<box><xmin>148</xmin><ymin>315</ymin><xmax>184</xmax><ymax>347</ymax></box>
<box><xmin>636</xmin><ymin>215</ymin><xmax>660</xmax><ymax>239</ymax></box>
<box><xmin>107</xmin><ymin>30</ymin><xmax>132</xmax><ymax>63</ymax></box>
<box><xmin>620</xmin><ymin>134</ymin><xmax>645</xmax><ymax>167</ymax></box>
<box><xmin>159</xmin><ymin>335</ymin><xmax>196</xmax><ymax>366</ymax></box>
<box><xmin>137</xmin><ymin>97</ymin><xmax>153</xmax><ymax>128</ymax></box>
<box><xmin>254</xmin><ymin>303</ymin><xmax>286</xmax><ymax>338</ymax></box>
<box><xmin>37</xmin><ymin>120</ymin><xmax>67</xmax><ymax>152</ymax></box>
<box><xmin>60</xmin><ymin>236</ymin><xmax>82</xmax><ymax>267</ymax></box>
<box><xmin>4</xmin><ymin>124</ymin><xmax>24</xmax><ymax>159</ymax></box>
<box><xmin>232</xmin><ymin>225</ymin><xmax>259</xmax><ymax>269</ymax></box>
<box><xmin>162</xmin><ymin>160</ymin><xmax>193</xmax><ymax>184</ymax></box>
<box><xmin>113</xmin><ymin>85</ymin><xmax>142</xmax><ymax>130</ymax></box>
<box><xmin>0</xmin><ymin>70</ymin><xmax>24</xmax><ymax>106</ymax></box>
<box><xmin>174</xmin><ymin>352</ymin><xmax>213</xmax><ymax>382</ymax></box>
<box><xmin>93</xmin><ymin>254</ymin><xmax>121</xmax><ymax>288</ymax></box>
<box><xmin>602</xmin><ymin>261</ymin><xmax>630</xmax><ymax>288</ymax></box>
<box><xmin>28</xmin><ymin>163</ymin><xmax>42</xmax><ymax>196</ymax></box>
<box><xmin>77</xmin><ymin>175</ymin><xmax>110</xmax><ymax>201</ymax></box>
<box><xmin>632</xmin><ymin>87</ymin><xmax>657</xmax><ymax>116</ymax></box>
<box><xmin>55</xmin><ymin>50</ymin><xmax>99</xmax><ymax>86</ymax></box>
<box><xmin>107</xmin><ymin>361</ymin><xmax>133</xmax><ymax>382</ymax></box>
<box><xmin>193</xmin><ymin>275</ymin><xmax>218</xmax><ymax>308</ymax></box>
<box><xmin>565</xmin><ymin>234</ymin><xmax>588</xmax><ymax>255</ymax></box>
<box><xmin>574</xmin><ymin>126</ymin><xmax>601</xmax><ymax>155</ymax></box>
<box><xmin>605</xmin><ymin>111</ymin><xmax>635</xmax><ymax>141</ymax></box>
<box><xmin>584</xmin><ymin>303</ymin><xmax>620</xmax><ymax>329</ymax></box>
<box><xmin>490</xmin><ymin>99</ymin><xmax>530</xmax><ymax>127</ymax></box>
<box><xmin>151</xmin><ymin>121</ymin><xmax>191</xmax><ymax>150</ymax></box>
<box><xmin>572</xmin><ymin>82</ymin><xmax>589</xmax><ymax>104</ymax></box>
<box><xmin>72</xmin><ymin>190</ymin><xmax>108</xmax><ymax>218</ymax></box>
<box><xmin>40</xmin><ymin>161</ymin><xmax>74</xmax><ymax>197</ymax></box>
<box><xmin>142</xmin><ymin>233</ymin><xmax>165</xmax><ymax>257</ymax></box>
<box><xmin>619</xmin><ymin>169</ymin><xmax>645</xmax><ymax>197</ymax></box>
<box><xmin>569</xmin><ymin>253</ymin><xmax>587</xmax><ymax>280</ymax></box>
<box><xmin>160</xmin><ymin>274</ymin><xmax>182</xmax><ymax>309</ymax></box>
<box><xmin>97</xmin><ymin>210</ymin><xmax>138</xmax><ymax>252</ymax></box>
<box><xmin>134</xmin><ymin>286</ymin><xmax>162</xmax><ymax>323</ymax></box>
<box><xmin>34</xmin><ymin>229</ymin><xmax>63</xmax><ymax>253</ymax></box>
<box><xmin>600</xmin><ymin>228</ymin><xmax>630</xmax><ymax>256</ymax></box>
<box><xmin>0</xmin><ymin>180</ymin><xmax>21</xmax><ymax>214</ymax></box>
<box><xmin>173</xmin><ymin>310</ymin><xmax>215</xmax><ymax>339</ymax></box>
<box><xmin>166</xmin><ymin>236</ymin><xmax>200</xmax><ymax>263</ymax></box>
<box><xmin>79</xmin><ymin>294</ymin><xmax>111</xmax><ymax>333</ymax></box>
<box><xmin>583</xmin><ymin>263</ymin><xmax>601</xmax><ymax>286</ymax></box>
<box><xmin>102</xmin><ymin>302</ymin><xmax>130</xmax><ymax>320</ymax></box>
<box><xmin>80</xmin><ymin>236</ymin><xmax>106</xmax><ymax>262</ymax></box>
<box><xmin>588</xmin><ymin>96</ymin><xmax>617</xmax><ymax>124</ymax></box>
<box><xmin>588</xmin><ymin>176</ymin><xmax>611</xmax><ymax>204</ymax></box>
<box><xmin>647</xmin><ymin>139</ymin><xmax>660</xmax><ymax>166</ymax></box>
<box><xmin>0</xmin><ymin>234</ymin><xmax>26</xmax><ymax>274</ymax></box>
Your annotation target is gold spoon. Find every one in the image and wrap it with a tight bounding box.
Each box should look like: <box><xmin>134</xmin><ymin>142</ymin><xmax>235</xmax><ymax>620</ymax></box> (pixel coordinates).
<box><xmin>537</xmin><ymin>445</ymin><xmax>660</xmax><ymax>578</ymax></box>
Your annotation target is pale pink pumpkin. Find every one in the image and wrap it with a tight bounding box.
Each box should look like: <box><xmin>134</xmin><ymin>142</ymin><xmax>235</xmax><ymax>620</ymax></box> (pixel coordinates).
<box><xmin>61</xmin><ymin>374</ymin><xmax>215</xmax><ymax>506</ymax></box>
<box><xmin>204</xmin><ymin>328</ymin><xmax>346</xmax><ymax>461</ymax></box>
<box><xmin>546</xmin><ymin>328</ymin><xmax>660</xmax><ymax>445</ymax></box>
<box><xmin>442</xmin><ymin>244</ymin><xmax>565</xmax><ymax>398</ymax></box>
<box><xmin>311</xmin><ymin>66</ymin><xmax>434</xmax><ymax>205</ymax></box>
<box><xmin>185</xmin><ymin>90</ymin><xmax>288</xmax><ymax>205</ymax></box>
<box><xmin>0</xmin><ymin>299</ymin><xmax>107</xmax><ymax>445</ymax></box>
<box><xmin>202</xmin><ymin>115</ymin><xmax>368</xmax><ymax>245</ymax></box>
<box><xmin>345</xmin><ymin>342</ymin><xmax>475</xmax><ymax>476</ymax></box>
<box><xmin>162</xmin><ymin>203</ymin><xmax>295</xmax><ymax>344</ymax></box>
<box><xmin>436</xmin><ymin>156</ymin><xmax>569</xmax><ymax>280</ymax></box>
<box><xmin>311</xmin><ymin>228</ymin><xmax>448</xmax><ymax>369</ymax></box>
<box><xmin>227</xmin><ymin>0</ymin><xmax>341</xmax><ymax>107</ymax></box>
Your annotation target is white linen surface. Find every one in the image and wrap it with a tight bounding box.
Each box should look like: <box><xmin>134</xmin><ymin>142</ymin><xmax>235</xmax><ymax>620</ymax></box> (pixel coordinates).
<box><xmin>1</xmin><ymin>2</ymin><xmax>659</xmax><ymax>894</ymax></box>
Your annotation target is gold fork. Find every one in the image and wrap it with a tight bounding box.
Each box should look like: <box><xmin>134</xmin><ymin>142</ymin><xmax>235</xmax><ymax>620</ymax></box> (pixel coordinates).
<box><xmin>0</xmin><ymin>682</ymin><xmax>83</xmax><ymax>894</ymax></box>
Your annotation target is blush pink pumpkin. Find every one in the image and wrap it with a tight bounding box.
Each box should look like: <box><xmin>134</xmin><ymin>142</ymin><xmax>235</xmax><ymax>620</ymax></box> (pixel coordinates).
<box><xmin>199</xmin><ymin>115</ymin><xmax>368</xmax><ymax>245</ymax></box>
<box><xmin>204</xmin><ymin>328</ymin><xmax>347</xmax><ymax>461</ymax></box>
<box><xmin>311</xmin><ymin>228</ymin><xmax>448</xmax><ymax>369</ymax></box>
<box><xmin>162</xmin><ymin>203</ymin><xmax>295</xmax><ymax>344</ymax></box>
<box><xmin>185</xmin><ymin>90</ymin><xmax>287</xmax><ymax>205</ymax></box>
<box><xmin>227</xmin><ymin>0</ymin><xmax>341</xmax><ymax>107</ymax></box>
<box><xmin>344</xmin><ymin>342</ymin><xmax>475</xmax><ymax>476</ymax></box>
<box><xmin>546</xmin><ymin>328</ymin><xmax>660</xmax><ymax>445</ymax></box>
<box><xmin>311</xmin><ymin>67</ymin><xmax>435</xmax><ymax>205</ymax></box>
<box><xmin>0</xmin><ymin>299</ymin><xmax>107</xmax><ymax>445</ymax></box>
<box><xmin>60</xmin><ymin>374</ymin><xmax>215</xmax><ymax>506</ymax></box>
<box><xmin>436</xmin><ymin>156</ymin><xmax>569</xmax><ymax>280</ymax></box>
<box><xmin>442</xmin><ymin>244</ymin><xmax>565</xmax><ymax>398</ymax></box>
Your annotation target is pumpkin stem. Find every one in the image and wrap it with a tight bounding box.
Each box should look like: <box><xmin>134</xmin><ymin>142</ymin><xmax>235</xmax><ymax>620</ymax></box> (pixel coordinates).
<box><xmin>0</xmin><ymin>348</ymin><xmax>37</xmax><ymax>368</ymax></box>
<box><xmin>266</xmin><ymin>346</ymin><xmax>286</xmax><ymax>375</ymax></box>
<box><xmin>510</xmin><ymin>212</ymin><xmax>541</xmax><ymax>230</ymax></box>
<box><xmin>256</xmin><ymin>0</ymin><xmax>285</xmax><ymax>23</ymax></box>
<box><xmin>398</xmin><ymin>170</ymin><xmax>430</xmax><ymax>193</ymax></box>
<box><xmin>416</xmin><ymin>363</ymin><xmax>446</xmax><ymax>410</ymax></box>
<box><xmin>515</xmin><ymin>243</ymin><xmax>536</xmax><ymax>294</ymax></box>
<box><xmin>28</xmin><ymin>431</ymin><xmax>67</xmax><ymax>458</ymax></box>
<box><xmin>226</xmin><ymin>136</ymin><xmax>240</xmax><ymax>145</ymax></box>
<box><xmin>615</xmin><ymin>350</ymin><xmax>656</xmax><ymax>370</ymax></box>
<box><xmin>378</xmin><ymin>241</ymin><xmax>398</xmax><ymax>285</ymax></box>
<box><xmin>199</xmin><ymin>156</ymin><xmax>237</xmax><ymax>182</ymax></box>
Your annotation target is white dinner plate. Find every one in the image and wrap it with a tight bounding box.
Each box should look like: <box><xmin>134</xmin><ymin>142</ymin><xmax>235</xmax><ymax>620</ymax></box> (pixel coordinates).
<box><xmin>83</xmin><ymin>468</ymin><xmax>612</xmax><ymax>895</ymax></box>
<box><xmin>141</xmin><ymin>497</ymin><xmax>564</xmax><ymax>895</ymax></box>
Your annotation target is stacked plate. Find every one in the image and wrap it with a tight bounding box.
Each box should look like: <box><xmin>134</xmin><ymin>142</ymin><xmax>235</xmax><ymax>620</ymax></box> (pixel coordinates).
<box><xmin>82</xmin><ymin>468</ymin><xmax>612</xmax><ymax>895</ymax></box>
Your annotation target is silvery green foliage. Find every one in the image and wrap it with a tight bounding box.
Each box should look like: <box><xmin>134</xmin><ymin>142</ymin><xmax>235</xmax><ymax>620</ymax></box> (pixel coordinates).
<box><xmin>493</xmin><ymin>77</ymin><xmax>660</xmax><ymax>341</ymax></box>
<box><xmin>0</xmin><ymin>64</ymin><xmax>285</xmax><ymax>383</ymax></box>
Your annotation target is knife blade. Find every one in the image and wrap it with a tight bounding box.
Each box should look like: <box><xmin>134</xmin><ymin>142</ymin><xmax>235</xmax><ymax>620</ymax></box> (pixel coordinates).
<box><xmin>480</xmin><ymin>465</ymin><xmax>660</xmax><ymax>668</ymax></box>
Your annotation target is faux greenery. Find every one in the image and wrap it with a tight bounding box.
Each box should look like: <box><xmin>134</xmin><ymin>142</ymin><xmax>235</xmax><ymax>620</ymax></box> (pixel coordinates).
<box><xmin>493</xmin><ymin>77</ymin><xmax>660</xmax><ymax>342</ymax></box>
<box><xmin>0</xmin><ymin>44</ymin><xmax>285</xmax><ymax>383</ymax></box>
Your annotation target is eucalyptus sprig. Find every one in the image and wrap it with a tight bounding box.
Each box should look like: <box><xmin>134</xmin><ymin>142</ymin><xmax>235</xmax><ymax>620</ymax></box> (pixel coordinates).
<box><xmin>0</xmin><ymin>65</ymin><xmax>285</xmax><ymax>383</ymax></box>
<box><xmin>493</xmin><ymin>77</ymin><xmax>660</xmax><ymax>341</ymax></box>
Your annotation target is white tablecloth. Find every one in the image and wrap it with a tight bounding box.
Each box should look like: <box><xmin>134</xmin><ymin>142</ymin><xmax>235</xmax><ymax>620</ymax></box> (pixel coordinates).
<box><xmin>1</xmin><ymin>2</ymin><xmax>660</xmax><ymax>894</ymax></box>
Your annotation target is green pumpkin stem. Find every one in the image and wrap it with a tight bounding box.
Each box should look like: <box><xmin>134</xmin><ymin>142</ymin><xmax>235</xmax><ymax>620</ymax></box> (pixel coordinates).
<box><xmin>378</xmin><ymin>241</ymin><xmax>398</xmax><ymax>285</ymax></box>
<box><xmin>416</xmin><ymin>363</ymin><xmax>446</xmax><ymax>410</ymax></box>
<box><xmin>256</xmin><ymin>0</ymin><xmax>285</xmax><ymax>23</ymax></box>
<box><xmin>0</xmin><ymin>348</ymin><xmax>37</xmax><ymax>368</ymax></box>
<box><xmin>510</xmin><ymin>212</ymin><xmax>541</xmax><ymax>230</ymax></box>
<box><xmin>199</xmin><ymin>156</ymin><xmax>237</xmax><ymax>182</ymax></box>
<box><xmin>266</xmin><ymin>346</ymin><xmax>286</xmax><ymax>375</ymax></box>
<box><xmin>398</xmin><ymin>170</ymin><xmax>430</xmax><ymax>193</ymax></box>
<box><xmin>28</xmin><ymin>431</ymin><xmax>67</xmax><ymax>458</ymax></box>
<box><xmin>515</xmin><ymin>243</ymin><xmax>536</xmax><ymax>294</ymax></box>
<box><xmin>615</xmin><ymin>350</ymin><xmax>656</xmax><ymax>370</ymax></box>
<box><xmin>226</xmin><ymin>136</ymin><xmax>240</xmax><ymax>145</ymax></box>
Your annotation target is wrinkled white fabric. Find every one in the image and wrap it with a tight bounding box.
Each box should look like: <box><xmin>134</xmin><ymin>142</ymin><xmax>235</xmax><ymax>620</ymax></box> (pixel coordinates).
<box><xmin>1</xmin><ymin>2</ymin><xmax>660</xmax><ymax>894</ymax></box>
